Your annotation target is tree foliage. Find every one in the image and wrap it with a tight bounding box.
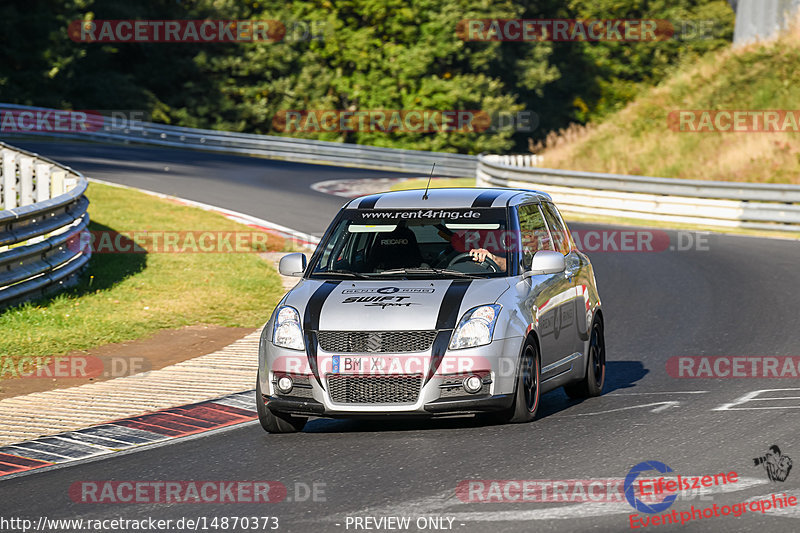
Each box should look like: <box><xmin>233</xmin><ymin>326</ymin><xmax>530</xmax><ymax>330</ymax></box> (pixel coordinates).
<box><xmin>0</xmin><ymin>0</ymin><xmax>733</xmax><ymax>153</ymax></box>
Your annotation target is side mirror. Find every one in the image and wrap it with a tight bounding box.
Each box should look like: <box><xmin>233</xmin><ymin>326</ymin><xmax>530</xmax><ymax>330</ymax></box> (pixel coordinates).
<box><xmin>524</xmin><ymin>250</ymin><xmax>565</xmax><ymax>278</ymax></box>
<box><xmin>279</xmin><ymin>253</ymin><xmax>307</xmax><ymax>277</ymax></box>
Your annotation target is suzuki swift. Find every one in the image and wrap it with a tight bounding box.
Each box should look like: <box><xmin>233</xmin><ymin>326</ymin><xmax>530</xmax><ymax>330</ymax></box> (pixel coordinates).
<box><xmin>257</xmin><ymin>187</ymin><xmax>605</xmax><ymax>432</ymax></box>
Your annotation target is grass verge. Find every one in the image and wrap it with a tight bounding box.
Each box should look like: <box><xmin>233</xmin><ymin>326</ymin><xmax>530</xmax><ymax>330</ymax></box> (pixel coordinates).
<box><xmin>0</xmin><ymin>182</ymin><xmax>286</xmax><ymax>360</ymax></box>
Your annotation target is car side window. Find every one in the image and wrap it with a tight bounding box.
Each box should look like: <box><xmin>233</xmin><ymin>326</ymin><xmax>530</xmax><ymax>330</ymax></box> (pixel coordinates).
<box><xmin>517</xmin><ymin>204</ymin><xmax>552</xmax><ymax>270</ymax></box>
<box><xmin>316</xmin><ymin>235</ymin><xmax>337</xmax><ymax>270</ymax></box>
<box><xmin>541</xmin><ymin>202</ymin><xmax>571</xmax><ymax>255</ymax></box>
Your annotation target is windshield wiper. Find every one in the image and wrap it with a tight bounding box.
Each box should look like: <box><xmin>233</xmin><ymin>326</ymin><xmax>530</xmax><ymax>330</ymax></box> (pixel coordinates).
<box><xmin>314</xmin><ymin>270</ymin><xmax>370</xmax><ymax>279</ymax></box>
<box><xmin>378</xmin><ymin>268</ymin><xmax>480</xmax><ymax>279</ymax></box>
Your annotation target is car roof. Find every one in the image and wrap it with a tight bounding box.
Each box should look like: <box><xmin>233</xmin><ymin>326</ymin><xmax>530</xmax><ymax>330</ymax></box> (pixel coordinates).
<box><xmin>344</xmin><ymin>187</ymin><xmax>552</xmax><ymax>210</ymax></box>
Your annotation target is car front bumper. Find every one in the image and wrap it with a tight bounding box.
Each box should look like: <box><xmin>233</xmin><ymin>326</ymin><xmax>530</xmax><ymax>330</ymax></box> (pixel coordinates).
<box><xmin>263</xmin><ymin>393</ymin><xmax>515</xmax><ymax>418</ymax></box>
<box><xmin>261</xmin><ymin>336</ymin><xmax>523</xmax><ymax>418</ymax></box>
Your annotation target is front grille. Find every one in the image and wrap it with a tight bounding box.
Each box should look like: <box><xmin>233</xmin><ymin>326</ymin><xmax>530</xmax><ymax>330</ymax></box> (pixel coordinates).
<box><xmin>326</xmin><ymin>374</ymin><xmax>422</xmax><ymax>404</ymax></box>
<box><xmin>318</xmin><ymin>331</ymin><xmax>436</xmax><ymax>353</ymax></box>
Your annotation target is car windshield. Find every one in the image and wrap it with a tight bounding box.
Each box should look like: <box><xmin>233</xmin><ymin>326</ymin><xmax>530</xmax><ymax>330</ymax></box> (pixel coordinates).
<box><xmin>309</xmin><ymin>207</ymin><xmax>510</xmax><ymax>279</ymax></box>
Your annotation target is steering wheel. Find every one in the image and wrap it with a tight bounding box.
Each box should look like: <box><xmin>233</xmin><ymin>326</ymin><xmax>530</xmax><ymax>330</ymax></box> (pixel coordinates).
<box><xmin>448</xmin><ymin>252</ymin><xmax>500</xmax><ymax>272</ymax></box>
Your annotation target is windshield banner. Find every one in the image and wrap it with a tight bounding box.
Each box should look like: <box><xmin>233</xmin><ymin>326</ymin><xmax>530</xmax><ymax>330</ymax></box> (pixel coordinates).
<box><xmin>354</xmin><ymin>208</ymin><xmax>504</xmax><ymax>221</ymax></box>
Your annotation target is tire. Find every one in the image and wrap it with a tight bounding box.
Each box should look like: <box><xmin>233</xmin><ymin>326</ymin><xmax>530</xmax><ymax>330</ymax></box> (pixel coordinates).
<box><xmin>484</xmin><ymin>341</ymin><xmax>540</xmax><ymax>424</ymax></box>
<box><xmin>255</xmin><ymin>375</ymin><xmax>307</xmax><ymax>433</ymax></box>
<box><xmin>564</xmin><ymin>315</ymin><xmax>605</xmax><ymax>399</ymax></box>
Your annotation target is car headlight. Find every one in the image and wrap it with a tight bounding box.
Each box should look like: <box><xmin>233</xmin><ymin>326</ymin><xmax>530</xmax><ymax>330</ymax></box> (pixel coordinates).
<box><xmin>272</xmin><ymin>306</ymin><xmax>305</xmax><ymax>351</ymax></box>
<box><xmin>449</xmin><ymin>305</ymin><xmax>501</xmax><ymax>350</ymax></box>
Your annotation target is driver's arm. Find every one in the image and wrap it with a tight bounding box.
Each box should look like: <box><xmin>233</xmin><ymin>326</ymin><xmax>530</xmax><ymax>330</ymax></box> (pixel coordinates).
<box><xmin>469</xmin><ymin>248</ymin><xmax>507</xmax><ymax>270</ymax></box>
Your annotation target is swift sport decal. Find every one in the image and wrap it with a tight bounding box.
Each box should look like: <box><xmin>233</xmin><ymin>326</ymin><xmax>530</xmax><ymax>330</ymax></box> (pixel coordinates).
<box><xmin>341</xmin><ymin>287</ymin><xmax>435</xmax><ymax>294</ymax></box>
<box><xmin>340</xmin><ymin>287</ymin><xmax>436</xmax><ymax>309</ymax></box>
<box><xmin>318</xmin><ymin>282</ymin><xmax>453</xmax><ymax>331</ymax></box>
<box><xmin>342</xmin><ymin>296</ymin><xmax>421</xmax><ymax>309</ymax></box>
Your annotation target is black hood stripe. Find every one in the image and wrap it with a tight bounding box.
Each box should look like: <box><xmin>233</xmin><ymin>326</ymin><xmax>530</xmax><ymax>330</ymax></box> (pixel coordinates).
<box><xmin>435</xmin><ymin>280</ymin><xmax>472</xmax><ymax>330</ymax></box>
<box><xmin>304</xmin><ymin>281</ymin><xmax>340</xmax><ymax>386</ymax></box>
<box><xmin>358</xmin><ymin>194</ymin><xmax>382</xmax><ymax>209</ymax></box>
<box><xmin>471</xmin><ymin>190</ymin><xmax>503</xmax><ymax>208</ymax></box>
<box><xmin>304</xmin><ymin>281</ymin><xmax>340</xmax><ymax>331</ymax></box>
<box><xmin>427</xmin><ymin>280</ymin><xmax>472</xmax><ymax>383</ymax></box>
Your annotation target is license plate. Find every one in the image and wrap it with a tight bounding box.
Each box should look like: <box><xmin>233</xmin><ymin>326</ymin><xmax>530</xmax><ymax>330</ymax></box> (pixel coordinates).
<box><xmin>332</xmin><ymin>356</ymin><xmax>394</xmax><ymax>374</ymax></box>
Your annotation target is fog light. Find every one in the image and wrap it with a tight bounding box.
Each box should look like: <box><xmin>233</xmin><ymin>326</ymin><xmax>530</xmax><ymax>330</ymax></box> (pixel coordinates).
<box><xmin>276</xmin><ymin>376</ymin><xmax>294</xmax><ymax>394</ymax></box>
<box><xmin>463</xmin><ymin>375</ymin><xmax>483</xmax><ymax>394</ymax></box>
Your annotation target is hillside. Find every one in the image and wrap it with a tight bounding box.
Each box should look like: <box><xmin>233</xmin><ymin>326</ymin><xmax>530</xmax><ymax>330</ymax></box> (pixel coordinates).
<box><xmin>539</xmin><ymin>24</ymin><xmax>800</xmax><ymax>184</ymax></box>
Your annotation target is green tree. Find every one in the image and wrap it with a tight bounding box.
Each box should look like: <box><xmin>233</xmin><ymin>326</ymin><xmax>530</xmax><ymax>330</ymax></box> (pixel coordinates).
<box><xmin>0</xmin><ymin>0</ymin><xmax>735</xmax><ymax>154</ymax></box>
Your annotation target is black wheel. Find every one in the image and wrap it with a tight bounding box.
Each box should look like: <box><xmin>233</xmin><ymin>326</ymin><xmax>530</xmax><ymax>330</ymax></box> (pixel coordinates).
<box><xmin>564</xmin><ymin>315</ymin><xmax>605</xmax><ymax>399</ymax></box>
<box><xmin>255</xmin><ymin>375</ymin><xmax>307</xmax><ymax>433</ymax></box>
<box><xmin>484</xmin><ymin>341</ymin><xmax>540</xmax><ymax>424</ymax></box>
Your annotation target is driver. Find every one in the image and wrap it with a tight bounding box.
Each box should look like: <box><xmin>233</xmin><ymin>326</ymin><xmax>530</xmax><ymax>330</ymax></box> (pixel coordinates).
<box><xmin>469</xmin><ymin>248</ymin><xmax>507</xmax><ymax>270</ymax></box>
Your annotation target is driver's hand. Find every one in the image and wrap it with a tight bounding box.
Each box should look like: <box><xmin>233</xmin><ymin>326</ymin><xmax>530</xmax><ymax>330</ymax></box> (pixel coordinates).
<box><xmin>469</xmin><ymin>248</ymin><xmax>493</xmax><ymax>263</ymax></box>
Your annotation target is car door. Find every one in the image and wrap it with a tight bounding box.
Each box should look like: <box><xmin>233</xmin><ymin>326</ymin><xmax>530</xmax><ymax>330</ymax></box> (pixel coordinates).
<box><xmin>517</xmin><ymin>203</ymin><xmax>575</xmax><ymax>376</ymax></box>
<box><xmin>540</xmin><ymin>201</ymin><xmax>584</xmax><ymax>358</ymax></box>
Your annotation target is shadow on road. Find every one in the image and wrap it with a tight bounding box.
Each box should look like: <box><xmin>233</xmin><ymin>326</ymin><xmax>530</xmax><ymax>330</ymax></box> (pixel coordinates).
<box><xmin>604</xmin><ymin>360</ymin><xmax>649</xmax><ymax>393</ymax></box>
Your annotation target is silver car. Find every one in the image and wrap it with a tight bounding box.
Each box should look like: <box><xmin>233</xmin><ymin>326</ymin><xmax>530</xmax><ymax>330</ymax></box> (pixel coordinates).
<box><xmin>257</xmin><ymin>188</ymin><xmax>605</xmax><ymax>432</ymax></box>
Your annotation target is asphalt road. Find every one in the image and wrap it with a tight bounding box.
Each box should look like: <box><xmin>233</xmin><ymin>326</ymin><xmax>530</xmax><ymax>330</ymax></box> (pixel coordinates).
<box><xmin>3</xmin><ymin>140</ymin><xmax>800</xmax><ymax>533</ymax></box>
<box><xmin>14</xmin><ymin>140</ymin><xmax>412</xmax><ymax>237</ymax></box>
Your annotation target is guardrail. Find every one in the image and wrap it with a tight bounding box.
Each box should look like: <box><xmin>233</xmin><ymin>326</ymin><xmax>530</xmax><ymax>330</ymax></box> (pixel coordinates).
<box><xmin>0</xmin><ymin>104</ymin><xmax>477</xmax><ymax>178</ymax></box>
<box><xmin>478</xmin><ymin>154</ymin><xmax>800</xmax><ymax>232</ymax></box>
<box><xmin>0</xmin><ymin>141</ymin><xmax>91</xmax><ymax>307</ymax></box>
<box><xmin>4</xmin><ymin>103</ymin><xmax>799</xmax><ymax>232</ymax></box>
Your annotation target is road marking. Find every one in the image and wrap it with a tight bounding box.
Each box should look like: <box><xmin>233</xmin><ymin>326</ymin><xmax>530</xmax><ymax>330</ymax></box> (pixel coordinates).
<box><xmin>327</xmin><ymin>477</ymin><xmax>769</xmax><ymax>523</ymax></box>
<box><xmin>448</xmin><ymin>501</ymin><xmax>631</xmax><ymax>521</ymax></box>
<box><xmin>744</xmin><ymin>490</ymin><xmax>800</xmax><ymax>519</ymax></box>
<box><xmin>448</xmin><ymin>477</ymin><xmax>768</xmax><ymax>521</ymax></box>
<box><xmin>713</xmin><ymin>388</ymin><xmax>800</xmax><ymax>411</ymax></box>
<box><xmin>0</xmin><ymin>420</ymin><xmax>258</xmax><ymax>482</ymax></box>
<box><xmin>606</xmin><ymin>391</ymin><xmax>708</xmax><ymax>396</ymax></box>
<box><xmin>0</xmin><ymin>329</ymin><xmax>263</xmax><ymax>446</ymax></box>
<box><xmin>0</xmin><ymin>392</ymin><xmax>256</xmax><ymax>480</ymax></box>
<box><xmin>568</xmin><ymin>401</ymin><xmax>681</xmax><ymax>416</ymax></box>
<box><xmin>311</xmin><ymin>178</ymin><xmax>408</xmax><ymax>198</ymax></box>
